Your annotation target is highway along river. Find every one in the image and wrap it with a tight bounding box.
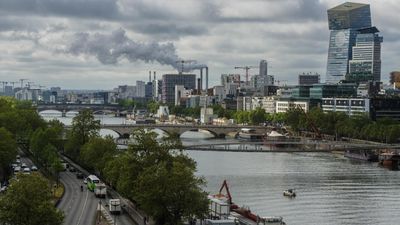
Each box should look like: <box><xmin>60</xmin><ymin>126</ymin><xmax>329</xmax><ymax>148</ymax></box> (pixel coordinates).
<box><xmin>41</xmin><ymin>113</ymin><xmax>400</xmax><ymax>225</ymax></box>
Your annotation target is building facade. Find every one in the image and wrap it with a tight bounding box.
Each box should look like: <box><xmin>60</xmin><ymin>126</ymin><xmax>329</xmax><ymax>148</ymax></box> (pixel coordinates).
<box><xmin>276</xmin><ymin>100</ymin><xmax>309</xmax><ymax>113</ymax></box>
<box><xmin>322</xmin><ymin>97</ymin><xmax>370</xmax><ymax>116</ymax></box>
<box><xmin>349</xmin><ymin>27</ymin><xmax>383</xmax><ymax>82</ymax></box>
<box><xmin>298</xmin><ymin>73</ymin><xmax>320</xmax><ymax>85</ymax></box>
<box><xmin>162</xmin><ymin>74</ymin><xmax>196</xmax><ymax>104</ymax></box>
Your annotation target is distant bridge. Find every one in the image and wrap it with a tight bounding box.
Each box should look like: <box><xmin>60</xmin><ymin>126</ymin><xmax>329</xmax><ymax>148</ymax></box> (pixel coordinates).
<box><xmin>36</xmin><ymin>103</ymin><xmax>127</xmax><ymax>116</ymax></box>
<box><xmin>183</xmin><ymin>140</ymin><xmax>400</xmax><ymax>153</ymax></box>
<box><xmin>95</xmin><ymin>124</ymin><xmax>271</xmax><ymax>138</ymax></box>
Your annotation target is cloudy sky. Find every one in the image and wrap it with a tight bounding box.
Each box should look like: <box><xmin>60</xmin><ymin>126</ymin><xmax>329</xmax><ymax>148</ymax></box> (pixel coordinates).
<box><xmin>0</xmin><ymin>0</ymin><xmax>398</xmax><ymax>89</ymax></box>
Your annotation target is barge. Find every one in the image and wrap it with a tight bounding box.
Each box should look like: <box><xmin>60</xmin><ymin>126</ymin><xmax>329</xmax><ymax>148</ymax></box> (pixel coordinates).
<box><xmin>206</xmin><ymin>180</ymin><xmax>285</xmax><ymax>225</ymax></box>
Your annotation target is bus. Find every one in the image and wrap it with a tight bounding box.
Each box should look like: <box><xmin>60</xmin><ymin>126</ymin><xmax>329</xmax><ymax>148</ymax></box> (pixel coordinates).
<box><xmin>86</xmin><ymin>175</ymin><xmax>100</xmax><ymax>191</ymax></box>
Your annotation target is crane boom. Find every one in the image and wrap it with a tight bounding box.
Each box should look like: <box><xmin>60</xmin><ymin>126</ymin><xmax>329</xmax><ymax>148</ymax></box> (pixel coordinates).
<box><xmin>234</xmin><ymin>66</ymin><xmax>258</xmax><ymax>85</ymax></box>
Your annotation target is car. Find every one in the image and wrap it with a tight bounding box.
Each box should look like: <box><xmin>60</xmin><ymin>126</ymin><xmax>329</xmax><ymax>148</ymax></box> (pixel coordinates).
<box><xmin>11</xmin><ymin>163</ymin><xmax>18</xmax><ymax>168</ymax></box>
<box><xmin>0</xmin><ymin>186</ymin><xmax>7</xmax><ymax>193</ymax></box>
<box><xmin>13</xmin><ymin>166</ymin><xmax>21</xmax><ymax>173</ymax></box>
<box><xmin>23</xmin><ymin>168</ymin><xmax>31</xmax><ymax>174</ymax></box>
<box><xmin>16</xmin><ymin>155</ymin><xmax>20</xmax><ymax>159</ymax></box>
<box><xmin>21</xmin><ymin>163</ymin><xmax>27</xmax><ymax>169</ymax></box>
<box><xmin>31</xmin><ymin>166</ymin><xmax>38</xmax><ymax>171</ymax></box>
<box><xmin>69</xmin><ymin>167</ymin><xmax>76</xmax><ymax>172</ymax></box>
<box><xmin>16</xmin><ymin>159</ymin><xmax>21</xmax><ymax>164</ymax></box>
<box><xmin>76</xmin><ymin>172</ymin><xmax>84</xmax><ymax>179</ymax></box>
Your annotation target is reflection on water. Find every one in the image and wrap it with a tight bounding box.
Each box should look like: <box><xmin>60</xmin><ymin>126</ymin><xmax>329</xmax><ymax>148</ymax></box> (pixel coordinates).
<box><xmin>41</xmin><ymin>113</ymin><xmax>400</xmax><ymax>225</ymax></box>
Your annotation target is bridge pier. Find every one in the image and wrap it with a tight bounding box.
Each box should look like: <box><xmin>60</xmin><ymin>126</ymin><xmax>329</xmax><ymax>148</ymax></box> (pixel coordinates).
<box><xmin>62</xmin><ymin>110</ymin><xmax>66</xmax><ymax>117</ymax></box>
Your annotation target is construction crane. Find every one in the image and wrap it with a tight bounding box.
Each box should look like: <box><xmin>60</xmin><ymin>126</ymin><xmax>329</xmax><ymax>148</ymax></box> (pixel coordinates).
<box><xmin>234</xmin><ymin>66</ymin><xmax>258</xmax><ymax>85</ymax></box>
<box><xmin>295</xmin><ymin>104</ymin><xmax>322</xmax><ymax>139</ymax></box>
<box><xmin>0</xmin><ymin>81</ymin><xmax>7</xmax><ymax>93</ymax></box>
<box><xmin>19</xmin><ymin>79</ymin><xmax>28</xmax><ymax>89</ymax></box>
<box><xmin>9</xmin><ymin>81</ymin><xmax>17</xmax><ymax>88</ymax></box>
<box><xmin>26</xmin><ymin>82</ymin><xmax>34</xmax><ymax>89</ymax></box>
<box><xmin>276</xmin><ymin>80</ymin><xmax>288</xmax><ymax>86</ymax></box>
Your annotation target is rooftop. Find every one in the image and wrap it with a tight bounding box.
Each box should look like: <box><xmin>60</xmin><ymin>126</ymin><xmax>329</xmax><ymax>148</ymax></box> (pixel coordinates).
<box><xmin>329</xmin><ymin>2</ymin><xmax>369</xmax><ymax>11</ymax></box>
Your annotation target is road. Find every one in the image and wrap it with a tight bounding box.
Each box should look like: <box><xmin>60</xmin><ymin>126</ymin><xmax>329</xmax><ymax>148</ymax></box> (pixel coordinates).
<box><xmin>57</xmin><ymin>158</ymin><xmax>137</xmax><ymax>225</ymax></box>
<box><xmin>57</xmin><ymin>171</ymin><xmax>98</xmax><ymax>225</ymax></box>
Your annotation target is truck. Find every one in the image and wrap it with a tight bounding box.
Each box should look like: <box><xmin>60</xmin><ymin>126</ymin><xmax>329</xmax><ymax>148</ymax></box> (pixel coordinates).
<box><xmin>109</xmin><ymin>199</ymin><xmax>121</xmax><ymax>214</ymax></box>
<box><xmin>94</xmin><ymin>183</ymin><xmax>107</xmax><ymax>198</ymax></box>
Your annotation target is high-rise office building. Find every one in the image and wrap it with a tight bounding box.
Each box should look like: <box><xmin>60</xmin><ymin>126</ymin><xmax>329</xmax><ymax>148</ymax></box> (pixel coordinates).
<box><xmin>259</xmin><ymin>60</ymin><xmax>268</xmax><ymax>76</ymax></box>
<box><xmin>299</xmin><ymin>73</ymin><xmax>320</xmax><ymax>85</ymax></box>
<box><xmin>326</xmin><ymin>2</ymin><xmax>371</xmax><ymax>83</ymax></box>
<box><xmin>162</xmin><ymin>74</ymin><xmax>196</xmax><ymax>104</ymax></box>
<box><xmin>349</xmin><ymin>27</ymin><xmax>383</xmax><ymax>81</ymax></box>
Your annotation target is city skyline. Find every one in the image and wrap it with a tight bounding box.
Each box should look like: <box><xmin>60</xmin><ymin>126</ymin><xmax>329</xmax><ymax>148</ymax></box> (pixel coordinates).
<box><xmin>0</xmin><ymin>0</ymin><xmax>399</xmax><ymax>89</ymax></box>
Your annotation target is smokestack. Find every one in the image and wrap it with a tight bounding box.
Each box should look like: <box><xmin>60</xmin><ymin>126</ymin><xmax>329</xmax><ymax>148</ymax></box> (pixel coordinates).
<box><xmin>206</xmin><ymin>67</ymin><xmax>209</xmax><ymax>92</ymax></box>
<box><xmin>149</xmin><ymin>71</ymin><xmax>151</xmax><ymax>82</ymax></box>
<box><xmin>200</xmin><ymin>68</ymin><xmax>203</xmax><ymax>92</ymax></box>
<box><xmin>197</xmin><ymin>78</ymin><xmax>201</xmax><ymax>95</ymax></box>
<box><xmin>154</xmin><ymin>71</ymin><xmax>156</xmax><ymax>81</ymax></box>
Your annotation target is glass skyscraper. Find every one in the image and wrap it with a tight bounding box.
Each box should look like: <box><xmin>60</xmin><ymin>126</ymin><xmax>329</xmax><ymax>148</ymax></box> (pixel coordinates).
<box><xmin>326</xmin><ymin>2</ymin><xmax>371</xmax><ymax>83</ymax></box>
<box><xmin>349</xmin><ymin>27</ymin><xmax>383</xmax><ymax>81</ymax></box>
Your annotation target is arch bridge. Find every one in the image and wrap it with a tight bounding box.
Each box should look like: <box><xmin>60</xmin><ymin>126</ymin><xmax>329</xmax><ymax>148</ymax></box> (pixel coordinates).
<box><xmin>98</xmin><ymin>124</ymin><xmax>270</xmax><ymax>138</ymax></box>
<box><xmin>37</xmin><ymin>103</ymin><xmax>128</xmax><ymax>116</ymax></box>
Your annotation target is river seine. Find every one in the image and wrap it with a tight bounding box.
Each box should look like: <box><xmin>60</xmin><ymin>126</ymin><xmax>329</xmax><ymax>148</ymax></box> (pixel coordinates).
<box><xmin>41</xmin><ymin>112</ymin><xmax>400</xmax><ymax>225</ymax></box>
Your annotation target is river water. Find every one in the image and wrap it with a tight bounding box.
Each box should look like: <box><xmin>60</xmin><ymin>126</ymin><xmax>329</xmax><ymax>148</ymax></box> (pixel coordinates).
<box><xmin>41</xmin><ymin>111</ymin><xmax>400</xmax><ymax>225</ymax></box>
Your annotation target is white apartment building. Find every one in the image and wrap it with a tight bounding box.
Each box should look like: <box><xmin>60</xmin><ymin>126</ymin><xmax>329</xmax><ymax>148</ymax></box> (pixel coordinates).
<box><xmin>276</xmin><ymin>100</ymin><xmax>309</xmax><ymax>113</ymax></box>
<box><xmin>322</xmin><ymin>98</ymin><xmax>369</xmax><ymax>116</ymax></box>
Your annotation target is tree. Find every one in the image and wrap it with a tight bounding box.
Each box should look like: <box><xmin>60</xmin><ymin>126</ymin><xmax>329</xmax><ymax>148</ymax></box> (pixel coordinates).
<box><xmin>65</xmin><ymin>109</ymin><xmax>100</xmax><ymax>160</ymax></box>
<box><xmin>147</xmin><ymin>100</ymin><xmax>160</xmax><ymax>114</ymax></box>
<box><xmin>134</xmin><ymin>161</ymin><xmax>208</xmax><ymax>225</ymax></box>
<box><xmin>0</xmin><ymin>174</ymin><xmax>64</xmax><ymax>225</ymax></box>
<box><xmin>102</xmin><ymin>129</ymin><xmax>208</xmax><ymax>224</ymax></box>
<box><xmin>71</xmin><ymin>109</ymin><xmax>100</xmax><ymax>145</ymax></box>
<box><xmin>80</xmin><ymin>136</ymin><xmax>117</xmax><ymax>174</ymax></box>
<box><xmin>248</xmin><ymin>108</ymin><xmax>266</xmax><ymax>125</ymax></box>
<box><xmin>0</xmin><ymin>128</ymin><xmax>17</xmax><ymax>180</ymax></box>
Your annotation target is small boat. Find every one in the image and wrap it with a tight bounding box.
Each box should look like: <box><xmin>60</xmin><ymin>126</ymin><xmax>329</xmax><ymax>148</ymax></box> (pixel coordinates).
<box><xmin>283</xmin><ymin>189</ymin><xmax>296</xmax><ymax>197</ymax></box>
<box><xmin>237</xmin><ymin>128</ymin><xmax>264</xmax><ymax>141</ymax></box>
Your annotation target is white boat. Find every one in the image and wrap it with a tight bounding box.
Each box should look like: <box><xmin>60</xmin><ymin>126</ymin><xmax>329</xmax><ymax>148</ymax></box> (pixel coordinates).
<box><xmin>237</xmin><ymin>128</ymin><xmax>264</xmax><ymax>141</ymax></box>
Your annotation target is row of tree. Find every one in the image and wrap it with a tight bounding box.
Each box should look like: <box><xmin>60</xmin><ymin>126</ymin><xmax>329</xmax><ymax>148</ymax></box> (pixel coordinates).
<box><xmin>0</xmin><ymin>97</ymin><xmax>64</xmax><ymax>225</ymax></box>
<box><xmin>284</xmin><ymin>107</ymin><xmax>400</xmax><ymax>143</ymax></box>
<box><xmin>65</xmin><ymin>110</ymin><xmax>209</xmax><ymax>225</ymax></box>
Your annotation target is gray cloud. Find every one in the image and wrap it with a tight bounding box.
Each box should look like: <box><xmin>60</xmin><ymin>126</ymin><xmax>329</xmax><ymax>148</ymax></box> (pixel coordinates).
<box><xmin>0</xmin><ymin>0</ymin><xmax>120</xmax><ymax>19</ymax></box>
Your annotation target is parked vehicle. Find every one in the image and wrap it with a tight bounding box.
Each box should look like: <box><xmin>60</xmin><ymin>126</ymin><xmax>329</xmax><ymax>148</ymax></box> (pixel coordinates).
<box><xmin>21</xmin><ymin>163</ymin><xmax>27</xmax><ymax>169</ymax></box>
<box><xmin>13</xmin><ymin>166</ymin><xmax>21</xmax><ymax>173</ymax></box>
<box><xmin>95</xmin><ymin>183</ymin><xmax>107</xmax><ymax>198</ymax></box>
<box><xmin>76</xmin><ymin>172</ymin><xmax>84</xmax><ymax>179</ymax></box>
<box><xmin>69</xmin><ymin>167</ymin><xmax>76</xmax><ymax>172</ymax></box>
<box><xmin>23</xmin><ymin>168</ymin><xmax>31</xmax><ymax>175</ymax></box>
<box><xmin>31</xmin><ymin>166</ymin><xmax>38</xmax><ymax>171</ymax></box>
<box><xmin>109</xmin><ymin>199</ymin><xmax>121</xmax><ymax>214</ymax></box>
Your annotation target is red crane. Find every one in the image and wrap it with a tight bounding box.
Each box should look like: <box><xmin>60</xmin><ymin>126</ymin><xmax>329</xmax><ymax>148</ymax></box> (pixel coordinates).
<box><xmin>234</xmin><ymin>66</ymin><xmax>258</xmax><ymax>85</ymax></box>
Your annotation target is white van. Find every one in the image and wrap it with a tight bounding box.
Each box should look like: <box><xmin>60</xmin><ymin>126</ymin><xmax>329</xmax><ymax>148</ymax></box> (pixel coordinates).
<box><xmin>109</xmin><ymin>199</ymin><xmax>121</xmax><ymax>214</ymax></box>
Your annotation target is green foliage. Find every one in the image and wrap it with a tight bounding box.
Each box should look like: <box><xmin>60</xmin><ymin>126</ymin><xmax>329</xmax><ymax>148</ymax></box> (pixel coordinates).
<box><xmin>80</xmin><ymin>136</ymin><xmax>117</xmax><ymax>175</ymax></box>
<box><xmin>118</xmin><ymin>99</ymin><xmax>136</xmax><ymax>109</ymax></box>
<box><xmin>212</xmin><ymin>104</ymin><xmax>235</xmax><ymax>119</ymax></box>
<box><xmin>0</xmin><ymin>174</ymin><xmax>64</xmax><ymax>225</ymax></box>
<box><xmin>0</xmin><ymin>97</ymin><xmax>46</xmax><ymax>142</ymax></box>
<box><xmin>283</xmin><ymin>107</ymin><xmax>400</xmax><ymax>143</ymax></box>
<box><xmin>65</xmin><ymin>109</ymin><xmax>100</xmax><ymax>160</ymax></box>
<box><xmin>169</xmin><ymin>105</ymin><xmax>201</xmax><ymax>118</ymax></box>
<box><xmin>0</xmin><ymin>127</ymin><xmax>17</xmax><ymax>178</ymax></box>
<box><xmin>134</xmin><ymin>161</ymin><xmax>208</xmax><ymax>225</ymax></box>
<box><xmin>101</xmin><ymin>129</ymin><xmax>208</xmax><ymax>224</ymax></box>
<box><xmin>147</xmin><ymin>100</ymin><xmax>160</xmax><ymax>114</ymax></box>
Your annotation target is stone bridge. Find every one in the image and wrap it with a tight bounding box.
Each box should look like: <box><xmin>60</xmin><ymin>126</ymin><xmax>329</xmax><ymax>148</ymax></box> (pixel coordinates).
<box><xmin>99</xmin><ymin>124</ymin><xmax>271</xmax><ymax>138</ymax></box>
<box><xmin>36</xmin><ymin>103</ymin><xmax>128</xmax><ymax>116</ymax></box>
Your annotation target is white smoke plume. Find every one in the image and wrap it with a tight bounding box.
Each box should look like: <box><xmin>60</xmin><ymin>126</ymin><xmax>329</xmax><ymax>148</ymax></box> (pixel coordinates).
<box><xmin>66</xmin><ymin>28</ymin><xmax>206</xmax><ymax>72</ymax></box>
